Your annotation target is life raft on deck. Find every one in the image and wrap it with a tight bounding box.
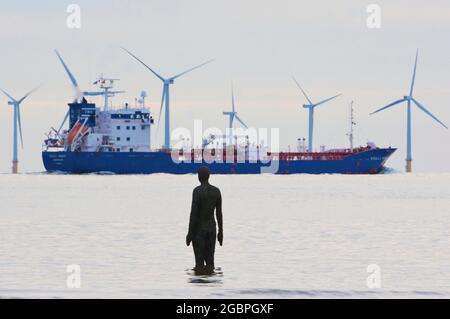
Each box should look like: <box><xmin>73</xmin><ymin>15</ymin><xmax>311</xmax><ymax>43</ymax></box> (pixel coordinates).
<box><xmin>67</xmin><ymin>122</ymin><xmax>89</xmax><ymax>144</ymax></box>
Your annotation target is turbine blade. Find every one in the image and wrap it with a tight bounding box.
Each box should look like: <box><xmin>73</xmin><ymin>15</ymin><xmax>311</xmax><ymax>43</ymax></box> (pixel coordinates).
<box><xmin>410</xmin><ymin>49</ymin><xmax>419</xmax><ymax>97</ymax></box>
<box><xmin>0</xmin><ymin>88</ymin><xmax>17</xmax><ymax>102</ymax></box>
<box><xmin>234</xmin><ymin>114</ymin><xmax>248</xmax><ymax>129</ymax></box>
<box><xmin>83</xmin><ymin>91</ymin><xmax>107</xmax><ymax>96</ymax></box>
<box><xmin>171</xmin><ymin>59</ymin><xmax>215</xmax><ymax>80</ymax></box>
<box><xmin>108</xmin><ymin>90</ymin><xmax>126</xmax><ymax>94</ymax></box>
<box><xmin>57</xmin><ymin>109</ymin><xmax>70</xmax><ymax>134</ymax></box>
<box><xmin>314</xmin><ymin>93</ymin><xmax>342</xmax><ymax>107</ymax></box>
<box><xmin>17</xmin><ymin>105</ymin><xmax>23</xmax><ymax>148</ymax></box>
<box><xmin>55</xmin><ymin>49</ymin><xmax>82</xmax><ymax>98</ymax></box>
<box><xmin>292</xmin><ymin>77</ymin><xmax>313</xmax><ymax>105</ymax></box>
<box><xmin>411</xmin><ymin>97</ymin><xmax>448</xmax><ymax>129</ymax></box>
<box><xmin>121</xmin><ymin>47</ymin><xmax>165</xmax><ymax>82</ymax></box>
<box><xmin>370</xmin><ymin>98</ymin><xmax>407</xmax><ymax>115</ymax></box>
<box><xmin>18</xmin><ymin>85</ymin><xmax>40</xmax><ymax>104</ymax></box>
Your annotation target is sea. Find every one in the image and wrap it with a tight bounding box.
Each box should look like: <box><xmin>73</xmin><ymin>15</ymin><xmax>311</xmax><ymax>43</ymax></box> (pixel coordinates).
<box><xmin>1</xmin><ymin>172</ymin><xmax>449</xmax><ymax>298</ymax></box>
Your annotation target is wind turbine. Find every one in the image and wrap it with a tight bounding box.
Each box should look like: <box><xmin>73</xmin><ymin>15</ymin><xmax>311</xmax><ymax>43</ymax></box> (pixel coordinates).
<box><xmin>370</xmin><ymin>49</ymin><xmax>447</xmax><ymax>173</ymax></box>
<box><xmin>292</xmin><ymin>77</ymin><xmax>341</xmax><ymax>152</ymax></box>
<box><xmin>121</xmin><ymin>47</ymin><xmax>214</xmax><ymax>149</ymax></box>
<box><xmin>54</xmin><ymin>50</ymin><xmax>124</xmax><ymax>132</ymax></box>
<box><xmin>0</xmin><ymin>86</ymin><xmax>39</xmax><ymax>173</ymax></box>
<box><xmin>222</xmin><ymin>84</ymin><xmax>248</xmax><ymax>145</ymax></box>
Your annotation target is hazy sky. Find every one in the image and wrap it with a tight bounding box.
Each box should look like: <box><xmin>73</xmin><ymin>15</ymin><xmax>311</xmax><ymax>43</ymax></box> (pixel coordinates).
<box><xmin>0</xmin><ymin>0</ymin><xmax>450</xmax><ymax>173</ymax></box>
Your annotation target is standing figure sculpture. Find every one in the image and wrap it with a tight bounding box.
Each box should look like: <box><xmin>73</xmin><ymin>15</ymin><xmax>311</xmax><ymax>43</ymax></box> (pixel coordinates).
<box><xmin>186</xmin><ymin>167</ymin><xmax>223</xmax><ymax>274</ymax></box>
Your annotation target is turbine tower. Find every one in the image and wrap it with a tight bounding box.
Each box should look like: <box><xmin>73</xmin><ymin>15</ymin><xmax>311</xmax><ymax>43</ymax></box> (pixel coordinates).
<box><xmin>222</xmin><ymin>84</ymin><xmax>248</xmax><ymax>145</ymax></box>
<box><xmin>0</xmin><ymin>87</ymin><xmax>39</xmax><ymax>173</ymax></box>
<box><xmin>370</xmin><ymin>50</ymin><xmax>448</xmax><ymax>173</ymax></box>
<box><xmin>121</xmin><ymin>47</ymin><xmax>214</xmax><ymax>150</ymax></box>
<box><xmin>292</xmin><ymin>77</ymin><xmax>341</xmax><ymax>152</ymax></box>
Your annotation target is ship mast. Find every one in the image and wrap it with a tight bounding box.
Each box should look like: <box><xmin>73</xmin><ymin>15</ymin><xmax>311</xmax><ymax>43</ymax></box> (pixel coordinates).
<box><xmin>347</xmin><ymin>100</ymin><xmax>356</xmax><ymax>151</ymax></box>
<box><xmin>92</xmin><ymin>75</ymin><xmax>125</xmax><ymax>111</ymax></box>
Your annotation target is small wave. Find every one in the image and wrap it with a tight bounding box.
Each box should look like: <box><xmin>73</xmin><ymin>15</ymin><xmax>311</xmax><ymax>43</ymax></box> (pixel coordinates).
<box><xmin>88</xmin><ymin>171</ymin><xmax>116</xmax><ymax>175</ymax></box>
<box><xmin>379</xmin><ymin>167</ymin><xmax>402</xmax><ymax>174</ymax></box>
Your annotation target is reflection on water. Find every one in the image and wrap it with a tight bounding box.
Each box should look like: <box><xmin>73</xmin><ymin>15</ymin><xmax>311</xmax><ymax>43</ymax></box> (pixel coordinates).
<box><xmin>186</xmin><ymin>267</ymin><xmax>223</xmax><ymax>286</ymax></box>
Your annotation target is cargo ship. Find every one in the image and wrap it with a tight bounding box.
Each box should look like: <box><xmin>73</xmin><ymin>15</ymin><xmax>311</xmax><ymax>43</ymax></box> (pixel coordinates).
<box><xmin>42</xmin><ymin>97</ymin><xmax>396</xmax><ymax>174</ymax></box>
<box><xmin>42</xmin><ymin>50</ymin><xmax>396</xmax><ymax>174</ymax></box>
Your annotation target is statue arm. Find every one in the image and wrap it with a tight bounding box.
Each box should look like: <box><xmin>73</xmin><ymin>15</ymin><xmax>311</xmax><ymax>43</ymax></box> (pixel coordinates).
<box><xmin>216</xmin><ymin>190</ymin><xmax>223</xmax><ymax>234</ymax></box>
<box><xmin>187</xmin><ymin>189</ymin><xmax>200</xmax><ymax>242</ymax></box>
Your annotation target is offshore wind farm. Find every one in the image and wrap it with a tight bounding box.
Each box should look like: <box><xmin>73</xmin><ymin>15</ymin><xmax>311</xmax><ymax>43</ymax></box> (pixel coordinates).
<box><xmin>0</xmin><ymin>46</ymin><xmax>448</xmax><ymax>175</ymax></box>
<box><xmin>2</xmin><ymin>48</ymin><xmax>450</xmax><ymax>174</ymax></box>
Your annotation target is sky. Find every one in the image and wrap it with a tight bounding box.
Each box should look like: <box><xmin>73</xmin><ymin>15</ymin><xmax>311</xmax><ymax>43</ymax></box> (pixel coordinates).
<box><xmin>0</xmin><ymin>0</ymin><xmax>449</xmax><ymax>173</ymax></box>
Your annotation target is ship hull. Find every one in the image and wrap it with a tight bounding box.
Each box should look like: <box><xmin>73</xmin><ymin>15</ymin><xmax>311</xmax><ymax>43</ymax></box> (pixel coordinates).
<box><xmin>42</xmin><ymin>148</ymin><xmax>396</xmax><ymax>175</ymax></box>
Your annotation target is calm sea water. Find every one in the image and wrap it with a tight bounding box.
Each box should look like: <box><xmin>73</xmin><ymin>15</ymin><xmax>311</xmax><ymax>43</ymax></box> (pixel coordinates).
<box><xmin>1</xmin><ymin>173</ymin><xmax>450</xmax><ymax>298</ymax></box>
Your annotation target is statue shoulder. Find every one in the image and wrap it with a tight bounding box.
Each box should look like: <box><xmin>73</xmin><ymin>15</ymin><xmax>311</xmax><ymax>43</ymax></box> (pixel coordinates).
<box><xmin>209</xmin><ymin>184</ymin><xmax>221</xmax><ymax>195</ymax></box>
<box><xmin>193</xmin><ymin>185</ymin><xmax>203</xmax><ymax>195</ymax></box>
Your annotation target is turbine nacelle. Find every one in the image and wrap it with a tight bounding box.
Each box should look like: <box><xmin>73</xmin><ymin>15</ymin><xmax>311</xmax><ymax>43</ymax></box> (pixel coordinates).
<box><xmin>8</xmin><ymin>101</ymin><xmax>15</xmax><ymax>106</ymax></box>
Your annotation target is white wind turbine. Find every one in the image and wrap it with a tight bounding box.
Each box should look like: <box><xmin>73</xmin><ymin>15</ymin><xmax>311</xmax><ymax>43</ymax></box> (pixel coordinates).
<box><xmin>223</xmin><ymin>84</ymin><xmax>248</xmax><ymax>145</ymax></box>
<box><xmin>0</xmin><ymin>86</ymin><xmax>39</xmax><ymax>173</ymax></box>
<box><xmin>121</xmin><ymin>47</ymin><xmax>214</xmax><ymax>149</ymax></box>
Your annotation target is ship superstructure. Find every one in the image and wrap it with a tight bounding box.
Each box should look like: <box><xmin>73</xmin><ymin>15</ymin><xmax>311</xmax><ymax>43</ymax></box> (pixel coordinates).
<box><xmin>45</xmin><ymin>98</ymin><xmax>153</xmax><ymax>154</ymax></box>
